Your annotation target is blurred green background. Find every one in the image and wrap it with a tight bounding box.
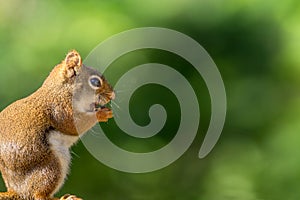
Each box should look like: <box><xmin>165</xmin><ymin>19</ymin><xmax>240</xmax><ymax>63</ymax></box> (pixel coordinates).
<box><xmin>1</xmin><ymin>0</ymin><xmax>300</xmax><ymax>199</ymax></box>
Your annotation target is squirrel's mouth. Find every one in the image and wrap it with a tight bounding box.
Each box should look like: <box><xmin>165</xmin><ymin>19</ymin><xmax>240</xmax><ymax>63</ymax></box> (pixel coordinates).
<box><xmin>88</xmin><ymin>92</ymin><xmax>115</xmax><ymax>112</ymax></box>
<box><xmin>89</xmin><ymin>97</ymin><xmax>112</xmax><ymax>112</ymax></box>
<box><xmin>90</xmin><ymin>102</ymin><xmax>108</xmax><ymax>112</ymax></box>
<box><xmin>95</xmin><ymin>103</ymin><xmax>105</xmax><ymax>109</ymax></box>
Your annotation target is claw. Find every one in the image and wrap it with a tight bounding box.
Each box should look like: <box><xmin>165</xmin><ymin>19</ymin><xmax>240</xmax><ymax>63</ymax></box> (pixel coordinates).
<box><xmin>96</xmin><ymin>107</ymin><xmax>113</xmax><ymax>122</ymax></box>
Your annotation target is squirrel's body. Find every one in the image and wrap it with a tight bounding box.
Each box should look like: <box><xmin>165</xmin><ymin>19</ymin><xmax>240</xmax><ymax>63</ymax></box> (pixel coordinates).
<box><xmin>0</xmin><ymin>50</ymin><xmax>114</xmax><ymax>200</ymax></box>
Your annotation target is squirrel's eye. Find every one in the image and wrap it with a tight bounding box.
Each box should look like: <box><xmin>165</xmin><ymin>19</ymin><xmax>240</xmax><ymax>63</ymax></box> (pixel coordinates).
<box><xmin>89</xmin><ymin>76</ymin><xmax>102</xmax><ymax>89</ymax></box>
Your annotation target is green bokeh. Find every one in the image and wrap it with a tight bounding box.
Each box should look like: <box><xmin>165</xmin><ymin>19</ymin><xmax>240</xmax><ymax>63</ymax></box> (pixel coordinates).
<box><xmin>1</xmin><ymin>0</ymin><xmax>300</xmax><ymax>199</ymax></box>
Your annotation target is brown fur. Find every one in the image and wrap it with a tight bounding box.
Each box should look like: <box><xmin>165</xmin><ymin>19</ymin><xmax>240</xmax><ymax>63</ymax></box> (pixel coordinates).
<box><xmin>0</xmin><ymin>50</ymin><xmax>114</xmax><ymax>200</ymax></box>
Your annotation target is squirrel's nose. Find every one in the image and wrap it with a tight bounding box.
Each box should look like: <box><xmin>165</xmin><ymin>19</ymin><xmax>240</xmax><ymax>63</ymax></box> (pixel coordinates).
<box><xmin>110</xmin><ymin>91</ymin><xmax>115</xmax><ymax>100</ymax></box>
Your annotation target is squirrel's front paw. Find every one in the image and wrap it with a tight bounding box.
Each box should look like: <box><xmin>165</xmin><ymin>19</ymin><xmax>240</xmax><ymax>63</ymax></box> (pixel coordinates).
<box><xmin>96</xmin><ymin>107</ymin><xmax>113</xmax><ymax>122</ymax></box>
<box><xmin>60</xmin><ymin>194</ymin><xmax>83</xmax><ymax>200</ymax></box>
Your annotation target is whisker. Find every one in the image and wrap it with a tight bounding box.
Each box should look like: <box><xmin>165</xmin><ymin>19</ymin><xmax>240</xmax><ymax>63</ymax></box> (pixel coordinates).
<box><xmin>114</xmin><ymin>89</ymin><xmax>130</xmax><ymax>94</ymax></box>
<box><xmin>71</xmin><ymin>150</ymin><xmax>80</xmax><ymax>158</ymax></box>
<box><xmin>111</xmin><ymin>100</ymin><xmax>121</xmax><ymax>109</ymax></box>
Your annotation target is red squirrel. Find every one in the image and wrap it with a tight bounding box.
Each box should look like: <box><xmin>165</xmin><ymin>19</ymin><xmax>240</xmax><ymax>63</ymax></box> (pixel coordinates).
<box><xmin>0</xmin><ymin>50</ymin><xmax>115</xmax><ymax>200</ymax></box>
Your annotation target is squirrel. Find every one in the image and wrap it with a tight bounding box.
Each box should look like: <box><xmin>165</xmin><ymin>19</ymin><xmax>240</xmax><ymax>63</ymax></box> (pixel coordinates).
<box><xmin>0</xmin><ymin>50</ymin><xmax>115</xmax><ymax>200</ymax></box>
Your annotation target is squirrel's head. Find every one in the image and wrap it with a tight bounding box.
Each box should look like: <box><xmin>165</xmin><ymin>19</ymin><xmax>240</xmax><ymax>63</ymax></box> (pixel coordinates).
<box><xmin>45</xmin><ymin>50</ymin><xmax>115</xmax><ymax>114</ymax></box>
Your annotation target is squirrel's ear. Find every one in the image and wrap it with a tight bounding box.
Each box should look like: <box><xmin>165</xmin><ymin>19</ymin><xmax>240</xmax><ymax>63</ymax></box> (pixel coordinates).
<box><xmin>63</xmin><ymin>50</ymin><xmax>82</xmax><ymax>78</ymax></box>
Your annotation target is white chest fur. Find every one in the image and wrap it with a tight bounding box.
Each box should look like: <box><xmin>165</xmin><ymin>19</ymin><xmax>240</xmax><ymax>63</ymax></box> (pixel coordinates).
<box><xmin>48</xmin><ymin>131</ymin><xmax>79</xmax><ymax>193</ymax></box>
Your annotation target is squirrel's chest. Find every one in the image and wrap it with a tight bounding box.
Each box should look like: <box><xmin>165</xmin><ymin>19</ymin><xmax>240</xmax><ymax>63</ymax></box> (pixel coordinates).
<box><xmin>48</xmin><ymin>131</ymin><xmax>78</xmax><ymax>183</ymax></box>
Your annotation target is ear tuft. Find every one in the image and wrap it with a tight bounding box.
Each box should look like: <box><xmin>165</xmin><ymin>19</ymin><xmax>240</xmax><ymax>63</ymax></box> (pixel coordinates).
<box><xmin>65</xmin><ymin>50</ymin><xmax>82</xmax><ymax>68</ymax></box>
<box><xmin>63</xmin><ymin>50</ymin><xmax>82</xmax><ymax>78</ymax></box>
